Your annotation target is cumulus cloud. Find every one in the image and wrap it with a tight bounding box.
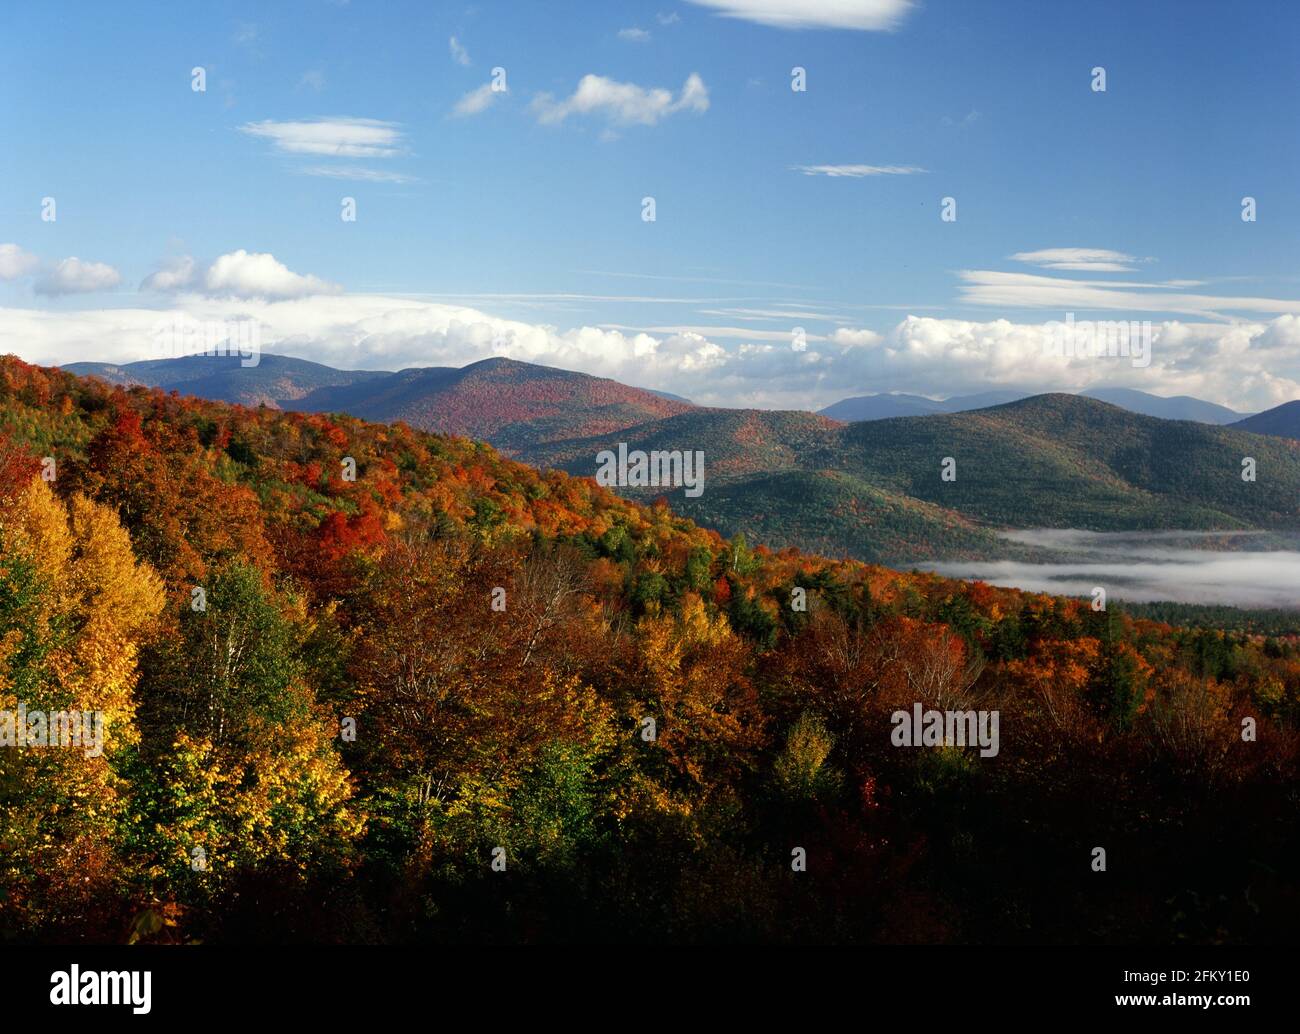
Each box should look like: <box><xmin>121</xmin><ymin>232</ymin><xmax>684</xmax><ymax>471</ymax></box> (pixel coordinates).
<box><xmin>9</xmin><ymin>279</ymin><xmax>1300</xmax><ymax>412</ymax></box>
<box><xmin>238</xmin><ymin>117</ymin><xmax>405</xmax><ymax>158</ymax></box>
<box><xmin>1010</xmin><ymin>247</ymin><xmax>1138</xmax><ymax>272</ymax></box>
<box><xmin>531</xmin><ymin>73</ymin><xmax>708</xmax><ymax>126</ymax></box>
<box><xmin>34</xmin><ymin>257</ymin><xmax>122</xmax><ymax>296</ymax></box>
<box><xmin>203</xmin><ymin>250</ymin><xmax>340</xmax><ymax>300</ymax></box>
<box><xmin>685</xmin><ymin>0</ymin><xmax>914</xmax><ymax>30</ymax></box>
<box><xmin>793</xmin><ymin>164</ymin><xmax>925</xmax><ymax>177</ymax></box>
<box><xmin>453</xmin><ymin>82</ymin><xmax>506</xmax><ymax>117</ymax></box>
<box><xmin>140</xmin><ymin>250</ymin><xmax>339</xmax><ymax>300</ymax></box>
<box><xmin>1</xmin><ymin>295</ymin><xmax>727</xmax><ymax>388</ymax></box>
<box><xmin>618</xmin><ymin>27</ymin><xmax>652</xmax><ymax>42</ymax></box>
<box><xmin>829</xmin><ymin>327</ymin><xmax>884</xmax><ymax>347</ymax></box>
<box><xmin>823</xmin><ymin>314</ymin><xmax>1300</xmax><ymax>410</ymax></box>
<box><xmin>449</xmin><ymin>36</ymin><xmax>470</xmax><ymax>65</ymax></box>
<box><xmin>0</xmin><ymin>244</ymin><xmax>39</xmax><ymax>281</ymax></box>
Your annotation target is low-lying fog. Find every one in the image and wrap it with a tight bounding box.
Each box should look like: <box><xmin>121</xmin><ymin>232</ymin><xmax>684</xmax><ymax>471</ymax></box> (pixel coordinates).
<box><xmin>922</xmin><ymin>529</ymin><xmax>1300</xmax><ymax>609</ymax></box>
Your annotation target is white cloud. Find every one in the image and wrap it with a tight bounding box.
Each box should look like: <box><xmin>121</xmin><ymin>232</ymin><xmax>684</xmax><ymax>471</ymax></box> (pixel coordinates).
<box><xmin>531</xmin><ymin>73</ymin><xmax>708</xmax><ymax>126</ymax></box>
<box><xmin>449</xmin><ymin>35</ymin><xmax>471</xmax><ymax>66</ymax></box>
<box><xmin>297</xmin><ymin>70</ymin><xmax>326</xmax><ymax>92</ymax></box>
<box><xmin>1011</xmin><ymin>248</ymin><xmax>1138</xmax><ymax>272</ymax></box>
<box><xmin>824</xmin><ymin>314</ymin><xmax>1300</xmax><ymax>410</ymax></box>
<box><xmin>238</xmin><ymin>117</ymin><xmax>405</xmax><ymax>158</ymax></box>
<box><xmin>618</xmin><ymin>27</ymin><xmax>652</xmax><ymax>42</ymax></box>
<box><xmin>830</xmin><ymin>327</ymin><xmax>884</xmax><ymax>347</ymax></box>
<box><xmin>453</xmin><ymin>82</ymin><xmax>506</xmax><ymax>117</ymax></box>
<box><xmin>202</xmin><ymin>250</ymin><xmax>340</xmax><ymax>300</ymax></box>
<box><xmin>0</xmin><ymin>244</ymin><xmax>39</xmax><ymax>281</ymax></box>
<box><xmin>604</xmin><ymin>323</ymin><xmax>810</xmax><ymax>342</ymax></box>
<box><xmin>302</xmin><ymin>165</ymin><xmax>419</xmax><ymax>183</ymax></box>
<box><xmin>10</xmin><ymin>264</ymin><xmax>1300</xmax><ymax>411</ymax></box>
<box><xmin>140</xmin><ymin>255</ymin><xmax>199</xmax><ymax>292</ymax></box>
<box><xmin>685</xmin><ymin>0</ymin><xmax>914</xmax><ymax>30</ymax></box>
<box><xmin>140</xmin><ymin>250</ymin><xmax>340</xmax><ymax>300</ymax></box>
<box><xmin>35</xmin><ymin>257</ymin><xmax>122</xmax><ymax>296</ymax></box>
<box><xmin>959</xmin><ymin>269</ymin><xmax>1300</xmax><ymax>320</ymax></box>
<box><xmin>793</xmin><ymin>164</ymin><xmax>926</xmax><ymax>177</ymax></box>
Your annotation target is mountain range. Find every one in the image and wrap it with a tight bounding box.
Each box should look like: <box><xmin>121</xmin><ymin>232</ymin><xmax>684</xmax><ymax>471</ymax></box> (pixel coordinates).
<box><xmin>68</xmin><ymin>352</ymin><xmax>1265</xmax><ymax>430</ymax></box>
<box><xmin>820</xmin><ymin>386</ymin><xmax>1251</xmax><ymax>424</ymax></box>
<box><xmin>65</xmin><ymin>354</ymin><xmax>691</xmax><ymax>452</ymax></box>
<box><xmin>63</xmin><ymin>353</ymin><xmax>390</xmax><ymax>408</ymax></box>
<box><xmin>59</xmin><ymin>352</ymin><xmax>1300</xmax><ymax>564</ymax></box>
<box><xmin>520</xmin><ymin>394</ymin><xmax>1300</xmax><ymax>562</ymax></box>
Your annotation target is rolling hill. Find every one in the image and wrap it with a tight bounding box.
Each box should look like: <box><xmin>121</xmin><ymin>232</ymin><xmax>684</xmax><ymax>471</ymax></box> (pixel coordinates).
<box><xmin>519</xmin><ymin>407</ymin><xmax>842</xmax><ymax>482</ymax></box>
<box><xmin>66</xmin><ymin>354</ymin><xmax>693</xmax><ymax>451</ymax></box>
<box><xmin>64</xmin><ymin>353</ymin><xmax>390</xmax><ymax>408</ymax></box>
<box><xmin>51</xmin><ymin>352</ymin><xmax>1300</xmax><ymax>564</ymax></box>
<box><xmin>524</xmin><ymin>394</ymin><xmax>1300</xmax><ymax>562</ymax></box>
<box><xmin>1232</xmin><ymin>400</ymin><xmax>1300</xmax><ymax>440</ymax></box>
<box><xmin>669</xmin><ymin>469</ymin><xmax>1010</xmax><ymax>564</ymax></box>
<box><xmin>819</xmin><ymin>390</ymin><xmax>1027</xmax><ymax>421</ymax></box>
<box><xmin>821</xmin><ymin>386</ymin><xmax>1249</xmax><ymax>425</ymax></box>
<box><xmin>1081</xmin><ymin>387</ymin><xmax>1249</xmax><ymax>424</ymax></box>
<box><xmin>285</xmin><ymin>355</ymin><xmax>695</xmax><ymax>450</ymax></box>
<box><xmin>832</xmin><ymin>394</ymin><xmax>1298</xmax><ymax>530</ymax></box>
<box><xmin>819</xmin><ymin>392</ymin><xmax>951</xmax><ymax>421</ymax></box>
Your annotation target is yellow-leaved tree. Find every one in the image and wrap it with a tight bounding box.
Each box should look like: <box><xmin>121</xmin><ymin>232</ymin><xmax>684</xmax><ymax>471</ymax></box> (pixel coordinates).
<box><xmin>0</xmin><ymin>476</ymin><xmax>164</xmax><ymax>936</ymax></box>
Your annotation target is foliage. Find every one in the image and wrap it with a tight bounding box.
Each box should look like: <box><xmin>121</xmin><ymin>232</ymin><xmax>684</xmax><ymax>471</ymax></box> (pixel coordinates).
<box><xmin>0</xmin><ymin>358</ymin><xmax>1297</xmax><ymax>945</ymax></box>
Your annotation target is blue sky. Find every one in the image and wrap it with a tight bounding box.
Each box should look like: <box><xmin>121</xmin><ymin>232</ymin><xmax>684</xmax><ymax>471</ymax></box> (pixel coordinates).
<box><xmin>2</xmin><ymin>0</ymin><xmax>1300</xmax><ymax>410</ymax></box>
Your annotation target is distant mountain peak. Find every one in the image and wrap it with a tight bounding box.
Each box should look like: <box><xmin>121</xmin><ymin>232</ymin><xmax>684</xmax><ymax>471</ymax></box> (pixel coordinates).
<box><xmin>821</xmin><ymin>386</ymin><xmax>1248</xmax><ymax>425</ymax></box>
<box><xmin>1231</xmin><ymin>399</ymin><xmax>1300</xmax><ymax>439</ymax></box>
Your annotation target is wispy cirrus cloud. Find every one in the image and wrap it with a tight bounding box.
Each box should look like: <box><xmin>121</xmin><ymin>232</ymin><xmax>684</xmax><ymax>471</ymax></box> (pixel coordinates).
<box><xmin>453</xmin><ymin>81</ymin><xmax>507</xmax><ymax>117</ymax></box>
<box><xmin>958</xmin><ymin>269</ymin><xmax>1300</xmax><ymax>320</ymax></box>
<box><xmin>685</xmin><ymin>0</ymin><xmax>914</xmax><ymax>31</ymax></box>
<box><xmin>449</xmin><ymin>35</ymin><xmax>470</xmax><ymax>65</ymax></box>
<box><xmin>793</xmin><ymin>163</ymin><xmax>926</xmax><ymax>177</ymax></box>
<box><xmin>531</xmin><ymin>73</ymin><xmax>708</xmax><ymax>126</ymax></box>
<box><xmin>1011</xmin><ymin>247</ymin><xmax>1139</xmax><ymax>272</ymax></box>
<box><xmin>238</xmin><ymin>116</ymin><xmax>405</xmax><ymax>158</ymax></box>
<box><xmin>301</xmin><ymin>165</ymin><xmax>419</xmax><ymax>184</ymax></box>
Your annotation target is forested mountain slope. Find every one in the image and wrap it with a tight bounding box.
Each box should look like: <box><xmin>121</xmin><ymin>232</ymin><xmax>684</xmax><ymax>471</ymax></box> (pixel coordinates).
<box><xmin>2</xmin><ymin>356</ymin><xmax>1296</xmax><ymax>946</ymax></box>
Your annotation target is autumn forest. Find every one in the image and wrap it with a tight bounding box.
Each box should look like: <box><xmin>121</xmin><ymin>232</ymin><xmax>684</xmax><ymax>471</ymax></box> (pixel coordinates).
<box><xmin>0</xmin><ymin>356</ymin><xmax>1295</xmax><ymax>945</ymax></box>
